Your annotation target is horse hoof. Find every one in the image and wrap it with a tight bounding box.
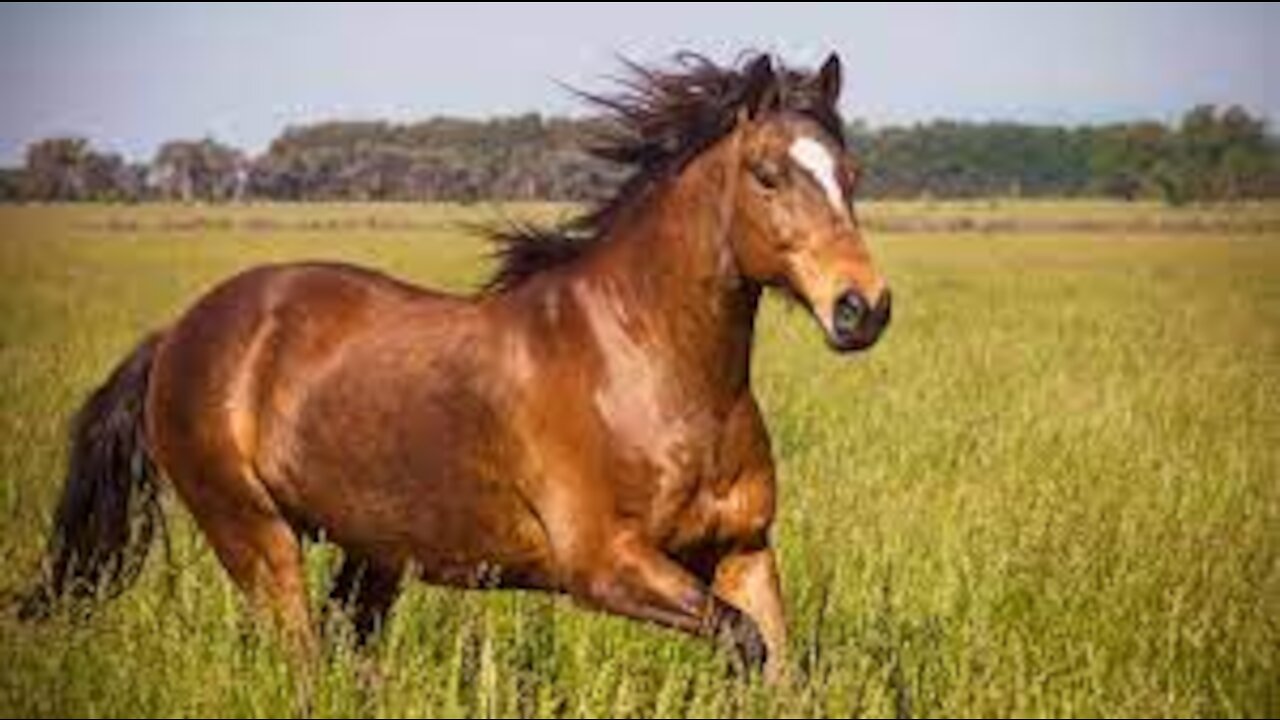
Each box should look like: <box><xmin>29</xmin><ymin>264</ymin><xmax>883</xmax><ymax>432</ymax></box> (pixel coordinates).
<box><xmin>714</xmin><ymin>603</ymin><xmax>768</xmax><ymax>674</ymax></box>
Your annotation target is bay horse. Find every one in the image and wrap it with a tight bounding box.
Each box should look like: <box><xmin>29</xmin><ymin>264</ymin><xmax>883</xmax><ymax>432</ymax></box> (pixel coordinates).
<box><xmin>22</xmin><ymin>51</ymin><xmax>891</xmax><ymax>680</ymax></box>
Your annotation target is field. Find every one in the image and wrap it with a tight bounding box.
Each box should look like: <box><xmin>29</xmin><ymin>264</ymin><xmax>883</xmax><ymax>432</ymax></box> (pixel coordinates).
<box><xmin>0</xmin><ymin>201</ymin><xmax>1277</xmax><ymax>717</ymax></box>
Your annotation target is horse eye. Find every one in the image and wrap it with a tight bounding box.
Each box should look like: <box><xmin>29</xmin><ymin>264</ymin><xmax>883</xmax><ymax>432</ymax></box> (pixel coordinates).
<box><xmin>749</xmin><ymin>160</ymin><xmax>783</xmax><ymax>190</ymax></box>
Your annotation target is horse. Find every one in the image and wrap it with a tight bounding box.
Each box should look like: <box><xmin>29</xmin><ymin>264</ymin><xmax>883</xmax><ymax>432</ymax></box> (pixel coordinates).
<box><xmin>21</xmin><ymin>51</ymin><xmax>891</xmax><ymax>681</ymax></box>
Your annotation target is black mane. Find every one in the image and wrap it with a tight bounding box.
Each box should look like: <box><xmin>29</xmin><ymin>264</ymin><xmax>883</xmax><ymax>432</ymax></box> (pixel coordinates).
<box><xmin>484</xmin><ymin>51</ymin><xmax>846</xmax><ymax>292</ymax></box>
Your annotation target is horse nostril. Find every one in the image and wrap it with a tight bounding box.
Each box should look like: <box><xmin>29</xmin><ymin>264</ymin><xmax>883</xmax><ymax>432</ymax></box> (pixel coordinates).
<box><xmin>832</xmin><ymin>291</ymin><xmax>867</xmax><ymax>339</ymax></box>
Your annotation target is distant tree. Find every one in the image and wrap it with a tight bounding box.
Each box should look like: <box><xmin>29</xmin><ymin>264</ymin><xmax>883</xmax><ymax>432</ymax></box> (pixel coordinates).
<box><xmin>1213</xmin><ymin>106</ymin><xmax>1272</xmax><ymax>200</ymax></box>
<box><xmin>150</xmin><ymin>139</ymin><xmax>246</xmax><ymax>202</ymax></box>
<box><xmin>23</xmin><ymin>137</ymin><xmax>93</xmax><ymax>201</ymax></box>
<box><xmin>1163</xmin><ymin>104</ymin><xmax>1274</xmax><ymax>203</ymax></box>
<box><xmin>19</xmin><ymin>137</ymin><xmax>142</xmax><ymax>202</ymax></box>
<box><xmin>1087</xmin><ymin>122</ymin><xmax>1169</xmax><ymax>200</ymax></box>
<box><xmin>855</xmin><ymin>121</ymin><xmax>1092</xmax><ymax>199</ymax></box>
<box><xmin>0</xmin><ymin>168</ymin><xmax>26</xmax><ymax>202</ymax></box>
<box><xmin>82</xmin><ymin>151</ymin><xmax>146</xmax><ymax>202</ymax></box>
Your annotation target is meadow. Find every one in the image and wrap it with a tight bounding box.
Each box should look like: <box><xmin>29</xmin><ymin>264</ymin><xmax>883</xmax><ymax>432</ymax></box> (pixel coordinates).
<box><xmin>0</xmin><ymin>201</ymin><xmax>1276</xmax><ymax>718</ymax></box>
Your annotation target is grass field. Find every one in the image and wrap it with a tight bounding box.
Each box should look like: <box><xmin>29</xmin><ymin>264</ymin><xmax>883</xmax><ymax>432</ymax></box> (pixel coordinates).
<box><xmin>0</xmin><ymin>201</ymin><xmax>1276</xmax><ymax>718</ymax></box>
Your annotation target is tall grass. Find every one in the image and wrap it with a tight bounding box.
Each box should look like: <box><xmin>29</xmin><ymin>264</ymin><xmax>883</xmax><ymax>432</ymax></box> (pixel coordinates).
<box><xmin>1</xmin><ymin>202</ymin><xmax>1276</xmax><ymax>717</ymax></box>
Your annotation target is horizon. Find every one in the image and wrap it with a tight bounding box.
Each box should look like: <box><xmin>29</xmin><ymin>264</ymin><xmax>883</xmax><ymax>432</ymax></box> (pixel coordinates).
<box><xmin>1</xmin><ymin>2</ymin><xmax>1275</xmax><ymax>165</ymax></box>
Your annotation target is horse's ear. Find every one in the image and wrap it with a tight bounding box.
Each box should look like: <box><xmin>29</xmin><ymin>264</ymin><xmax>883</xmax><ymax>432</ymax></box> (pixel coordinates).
<box><xmin>816</xmin><ymin>52</ymin><xmax>843</xmax><ymax>109</ymax></box>
<box><xmin>742</xmin><ymin>54</ymin><xmax>779</xmax><ymax>118</ymax></box>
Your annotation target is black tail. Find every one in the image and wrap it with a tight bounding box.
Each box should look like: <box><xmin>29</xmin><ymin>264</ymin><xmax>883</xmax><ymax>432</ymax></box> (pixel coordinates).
<box><xmin>19</xmin><ymin>333</ymin><xmax>166</xmax><ymax>619</ymax></box>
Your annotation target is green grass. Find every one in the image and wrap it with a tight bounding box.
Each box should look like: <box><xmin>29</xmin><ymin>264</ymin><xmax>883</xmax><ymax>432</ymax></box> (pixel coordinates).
<box><xmin>0</xmin><ymin>202</ymin><xmax>1277</xmax><ymax>718</ymax></box>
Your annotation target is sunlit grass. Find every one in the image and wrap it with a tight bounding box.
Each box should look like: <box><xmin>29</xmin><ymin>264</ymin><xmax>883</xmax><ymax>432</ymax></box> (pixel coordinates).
<box><xmin>1</xmin><ymin>202</ymin><xmax>1277</xmax><ymax>717</ymax></box>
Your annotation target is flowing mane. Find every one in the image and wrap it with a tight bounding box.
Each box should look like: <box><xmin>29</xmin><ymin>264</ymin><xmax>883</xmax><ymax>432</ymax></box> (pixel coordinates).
<box><xmin>484</xmin><ymin>51</ymin><xmax>847</xmax><ymax>292</ymax></box>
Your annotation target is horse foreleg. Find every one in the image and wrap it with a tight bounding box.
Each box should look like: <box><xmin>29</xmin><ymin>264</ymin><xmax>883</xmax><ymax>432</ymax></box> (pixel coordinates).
<box><xmin>712</xmin><ymin>542</ymin><xmax>788</xmax><ymax>683</ymax></box>
<box><xmin>566</xmin><ymin>531</ymin><xmax>766</xmax><ymax>673</ymax></box>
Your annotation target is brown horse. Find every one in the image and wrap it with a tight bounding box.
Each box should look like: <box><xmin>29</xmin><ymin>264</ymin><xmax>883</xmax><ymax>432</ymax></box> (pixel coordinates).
<box><xmin>22</xmin><ymin>51</ymin><xmax>890</xmax><ymax>680</ymax></box>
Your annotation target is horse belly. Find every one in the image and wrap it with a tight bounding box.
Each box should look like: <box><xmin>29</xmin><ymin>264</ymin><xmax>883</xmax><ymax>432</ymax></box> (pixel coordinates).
<box><xmin>258</xmin><ymin>341</ymin><xmax>556</xmax><ymax>590</ymax></box>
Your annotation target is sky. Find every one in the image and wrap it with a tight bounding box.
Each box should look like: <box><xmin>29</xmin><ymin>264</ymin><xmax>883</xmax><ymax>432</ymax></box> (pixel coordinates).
<box><xmin>0</xmin><ymin>2</ymin><xmax>1275</xmax><ymax>164</ymax></box>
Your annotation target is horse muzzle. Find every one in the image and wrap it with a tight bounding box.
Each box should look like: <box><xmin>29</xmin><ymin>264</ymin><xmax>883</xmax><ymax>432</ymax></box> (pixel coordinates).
<box><xmin>827</xmin><ymin>287</ymin><xmax>891</xmax><ymax>353</ymax></box>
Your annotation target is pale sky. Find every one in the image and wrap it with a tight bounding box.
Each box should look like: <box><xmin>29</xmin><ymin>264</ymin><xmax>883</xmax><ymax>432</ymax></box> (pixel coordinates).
<box><xmin>0</xmin><ymin>2</ymin><xmax>1275</xmax><ymax>164</ymax></box>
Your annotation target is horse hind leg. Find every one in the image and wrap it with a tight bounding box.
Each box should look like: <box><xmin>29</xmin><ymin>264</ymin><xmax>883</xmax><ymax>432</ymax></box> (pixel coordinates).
<box><xmin>160</xmin><ymin>445</ymin><xmax>314</xmax><ymax>651</ymax></box>
<box><xmin>207</xmin><ymin>504</ymin><xmax>313</xmax><ymax>651</ymax></box>
<box><xmin>326</xmin><ymin>553</ymin><xmax>402</xmax><ymax>645</ymax></box>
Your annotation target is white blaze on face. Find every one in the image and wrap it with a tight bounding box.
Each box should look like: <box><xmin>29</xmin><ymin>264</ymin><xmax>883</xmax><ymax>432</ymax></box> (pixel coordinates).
<box><xmin>788</xmin><ymin>136</ymin><xmax>846</xmax><ymax>217</ymax></box>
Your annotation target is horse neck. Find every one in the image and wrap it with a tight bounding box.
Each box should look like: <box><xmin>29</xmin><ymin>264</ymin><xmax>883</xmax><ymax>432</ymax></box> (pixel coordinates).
<box><xmin>576</xmin><ymin>148</ymin><xmax>760</xmax><ymax>399</ymax></box>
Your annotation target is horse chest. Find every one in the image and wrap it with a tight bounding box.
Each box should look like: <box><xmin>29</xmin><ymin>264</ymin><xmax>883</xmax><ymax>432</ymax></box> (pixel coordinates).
<box><xmin>610</xmin><ymin>414</ymin><xmax>772</xmax><ymax>550</ymax></box>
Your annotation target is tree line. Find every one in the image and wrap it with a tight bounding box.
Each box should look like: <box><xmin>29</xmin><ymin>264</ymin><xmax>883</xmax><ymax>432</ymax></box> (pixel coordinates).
<box><xmin>2</xmin><ymin>105</ymin><xmax>1275</xmax><ymax>205</ymax></box>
